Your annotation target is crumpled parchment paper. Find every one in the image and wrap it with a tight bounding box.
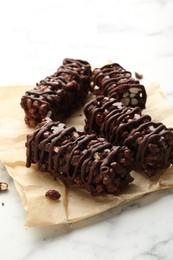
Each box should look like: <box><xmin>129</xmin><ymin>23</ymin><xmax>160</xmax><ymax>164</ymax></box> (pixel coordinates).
<box><xmin>0</xmin><ymin>82</ymin><xmax>173</xmax><ymax>227</ymax></box>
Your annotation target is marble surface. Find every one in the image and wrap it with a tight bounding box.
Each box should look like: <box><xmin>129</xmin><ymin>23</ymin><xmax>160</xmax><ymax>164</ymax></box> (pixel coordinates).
<box><xmin>1</xmin><ymin>0</ymin><xmax>173</xmax><ymax>259</ymax></box>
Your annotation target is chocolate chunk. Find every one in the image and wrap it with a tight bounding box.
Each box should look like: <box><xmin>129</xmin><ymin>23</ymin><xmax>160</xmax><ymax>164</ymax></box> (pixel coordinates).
<box><xmin>84</xmin><ymin>96</ymin><xmax>173</xmax><ymax>176</ymax></box>
<box><xmin>26</xmin><ymin>119</ymin><xmax>134</xmax><ymax>196</ymax></box>
<box><xmin>45</xmin><ymin>189</ymin><xmax>61</xmax><ymax>200</ymax></box>
<box><xmin>91</xmin><ymin>63</ymin><xmax>147</xmax><ymax>109</ymax></box>
<box><xmin>21</xmin><ymin>58</ymin><xmax>92</xmax><ymax>127</ymax></box>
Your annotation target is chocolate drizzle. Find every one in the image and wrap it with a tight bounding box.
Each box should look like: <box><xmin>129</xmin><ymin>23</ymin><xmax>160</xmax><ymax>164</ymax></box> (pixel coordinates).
<box><xmin>21</xmin><ymin>58</ymin><xmax>92</xmax><ymax>127</ymax></box>
<box><xmin>26</xmin><ymin>119</ymin><xmax>134</xmax><ymax>196</ymax></box>
<box><xmin>91</xmin><ymin>63</ymin><xmax>147</xmax><ymax>109</ymax></box>
<box><xmin>84</xmin><ymin>96</ymin><xmax>173</xmax><ymax>176</ymax></box>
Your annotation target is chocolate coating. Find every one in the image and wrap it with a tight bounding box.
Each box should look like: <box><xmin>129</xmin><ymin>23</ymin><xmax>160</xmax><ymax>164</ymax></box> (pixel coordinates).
<box><xmin>26</xmin><ymin>119</ymin><xmax>134</xmax><ymax>196</ymax></box>
<box><xmin>84</xmin><ymin>96</ymin><xmax>173</xmax><ymax>176</ymax></box>
<box><xmin>21</xmin><ymin>58</ymin><xmax>92</xmax><ymax>127</ymax></box>
<box><xmin>91</xmin><ymin>63</ymin><xmax>147</xmax><ymax>109</ymax></box>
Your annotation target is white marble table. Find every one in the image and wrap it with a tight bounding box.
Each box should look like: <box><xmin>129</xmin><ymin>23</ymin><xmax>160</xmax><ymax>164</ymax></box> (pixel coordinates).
<box><xmin>1</xmin><ymin>0</ymin><xmax>173</xmax><ymax>259</ymax></box>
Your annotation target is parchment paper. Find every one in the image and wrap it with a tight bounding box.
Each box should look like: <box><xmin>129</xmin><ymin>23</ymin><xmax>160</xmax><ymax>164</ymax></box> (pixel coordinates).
<box><xmin>0</xmin><ymin>82</ymin><xmax>173</xmax><ymax>227</ymax></box>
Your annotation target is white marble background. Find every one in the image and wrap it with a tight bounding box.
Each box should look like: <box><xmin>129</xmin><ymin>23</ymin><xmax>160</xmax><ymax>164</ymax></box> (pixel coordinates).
<box><xmin>1</xmin><ymin>0</ymin><xmax>173</xmax><ymax>259</ymax></box>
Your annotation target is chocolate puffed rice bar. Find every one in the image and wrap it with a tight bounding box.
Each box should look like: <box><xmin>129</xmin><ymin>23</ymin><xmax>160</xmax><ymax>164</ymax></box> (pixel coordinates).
<box><xmin>84</xmin><ymin>96</ymin><xmax>173</xmax><ymax>176</ymax></box>
<box><xmin>21</xmin><ymin>58</ymin><xmax>92</xmax><ymax>127</ymax></box>
<box><xmin>26</xmin><ymin>119</ymin><xmax>134</xmax><ymax>196</ymax></box>
<box><xmin>91</xmin><ymin>63</ymin><xmax>147</xmax><ymax>109</ymax></box>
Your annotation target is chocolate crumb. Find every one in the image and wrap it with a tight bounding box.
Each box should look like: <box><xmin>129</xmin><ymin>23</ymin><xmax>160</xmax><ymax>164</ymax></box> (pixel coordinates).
<box><xmin>135</xmin><ymin>72</ymin><xmax>143</xmax><ymax>80</ymax></box>
<box><xmin>45</xmin><ymin>189</ymin><xmax>61</xmax><ymax>200</ymax></box>
<box><xmin>0</xmin><ymin>182</ymin><xmax>8</xmax><ymax>192</ymax></box>
<box><xmin>2</xmin><ymin>202</ymin><xmax>4</xmax><ymax>206</ymax></box>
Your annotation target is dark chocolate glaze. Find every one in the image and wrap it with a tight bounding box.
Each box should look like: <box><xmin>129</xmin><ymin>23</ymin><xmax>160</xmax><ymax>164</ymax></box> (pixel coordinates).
<box><xmin>84</xmin><ymin>96</ymin><xmax>173</xmax><ymax>176</ymax></box>
<box><xmin>21</xmin><ymin>58</ymin><xmax>92</xmax><ymax>127</ymax></box>
<box><xmin>26</xmin><ymin>119</ymin><xmax>134</xmax><ymax>196</ymax></box>
<box><xmin>91</xmin><ymin>63</ymin><xmax>147</xmax><ymax>109</ymax></box>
